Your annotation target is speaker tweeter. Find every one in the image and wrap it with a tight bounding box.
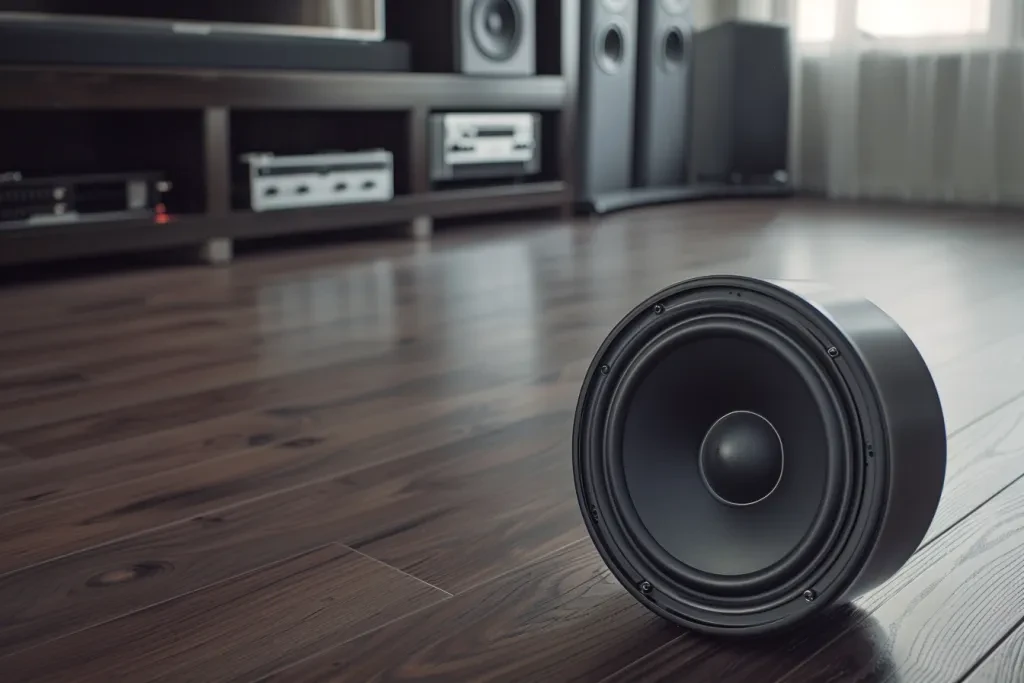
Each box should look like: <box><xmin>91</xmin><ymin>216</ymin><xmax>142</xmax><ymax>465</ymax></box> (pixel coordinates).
<box><xmin>573</xmin><ymin>275</ymin><xmax>946</xmax><ymax>636</ymax></box>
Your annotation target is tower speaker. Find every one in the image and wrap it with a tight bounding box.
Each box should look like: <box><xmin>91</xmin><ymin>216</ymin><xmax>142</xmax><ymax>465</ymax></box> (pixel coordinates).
<box><xmin>576</xmin><ymin>0</ymin><xmax>639</xmax><ymax>207</ymax></box>
<box><xmin>574</xmin><ymin>275</ymin><xmax>947</xmax><ymax>636</ymax></box>
<box><xmin>690</xmin><ymin>20</ymin><xmax>791</xmax><ymax>185</ymax></box>
<box><xmin>386</xmin><ymin>0</ymin><xmax>535</xmax><ymax>76</ymax></box>
<box><xmin>633</xmin><ymin>0</ymin><xmax>694</xmax><ymax>188</ymax></box>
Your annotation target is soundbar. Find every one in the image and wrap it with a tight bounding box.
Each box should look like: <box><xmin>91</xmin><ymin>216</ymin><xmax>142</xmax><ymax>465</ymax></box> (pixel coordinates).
<box><xmin>240</xmin><ymin>150</ymin><xmax>395</xmax><ymax>212</ymax></box>
<box><xmin>0</xmin><ymin>171</ymin><xmax>170</xmax><ymax>229</ymax></box>
<box><xmin>429</xmin><ymin>113</ymin><xmax>541</xmax><ymax>182</ymax></box>
<box><xmin>0</xmin><ymin>13</ymin><xmax>410</xmax><ymax>72</ymax></box>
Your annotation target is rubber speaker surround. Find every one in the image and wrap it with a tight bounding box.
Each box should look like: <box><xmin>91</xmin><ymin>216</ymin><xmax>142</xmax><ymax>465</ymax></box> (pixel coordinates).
<box><xmin>573</xmin><ymin>276</ymin><xmax>946</xmax><ymax>636</ymax></box>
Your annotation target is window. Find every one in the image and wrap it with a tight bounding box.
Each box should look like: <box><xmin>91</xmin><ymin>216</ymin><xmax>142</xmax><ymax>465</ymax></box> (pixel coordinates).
<box><xmin>858</xmin><ymin>0</ymin><xmax>990</xmax><ymax>38</ymax></box>
<box><xmin>797</xmin><ymin>0</ymin><xmax>837</xmax><ymax>42</ymax></box>
<box><xmin>797</xmin><ymin>0</ymin><xmax>995</xmax><ymax>43</ymax></box>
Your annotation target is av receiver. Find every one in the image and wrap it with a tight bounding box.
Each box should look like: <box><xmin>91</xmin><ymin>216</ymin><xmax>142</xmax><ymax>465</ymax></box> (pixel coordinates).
<box><xmin>240</xmin><ymin>150</ymin><xmax>394</xmax><ymax>212</ymax></box>
<box><xmin>429</xmin><ymin>112</ymin><xmax>541</xmax><ymax>182</ymax></box>
<box><xmin>0</xmin><ymin>171</ymin><xmax>170</xmax><ymax>228</ymax></box>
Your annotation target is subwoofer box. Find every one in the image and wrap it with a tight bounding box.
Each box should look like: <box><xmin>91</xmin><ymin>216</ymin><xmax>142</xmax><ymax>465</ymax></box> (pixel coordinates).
<box><xmin>385</xmin><ymin>0</ymin><xmax>535</xmax><ymax>75</ymax></box>
<box><xmin>574</xmin><ymin>275</ymin><xmax>946</xmax><ymax>636</ymax></box>
<box><xmin>690</xmin><ymin>20</ymin><xmax>791</xmax><ymax>184</ymax></box>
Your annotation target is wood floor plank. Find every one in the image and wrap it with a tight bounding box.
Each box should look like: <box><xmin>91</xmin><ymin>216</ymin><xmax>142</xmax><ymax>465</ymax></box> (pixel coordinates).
<box><xmin>0</xmin><ymin>323</ymin><xmax>564</xmax><ymax>457</ymax></box>
<box><xmin>0</xmin><ymin>374</ymin><xmax>577</xmax><ymax>575</ymax></box>
<box><xmin>0</xmin><ymin>401</ymin><xmax>575</xmax><ymax>656</ymax></box>
<box><xmin>0</xmin><ymin>313</ymin><xmax>570</xmax><ymax>436</ymax></box>
<box><xmin>775</xmin><ymin>472</ymin><xmax>1024</xmax><ymax>682</ymax></box>
<box><xmin>0</xmin><ymin>360</ymin><xmax>583</xmax><ymax>515</ymax></box>
<box><xmin>598</xmin><ymin>390</ymin><xmax>1024</xmax><ymax>683</ymax></box>
<box><xmin>0</xmin><ymin>411</ymin><xmax>311</xmax><ymax>513</ymax></box>
<box><xmin>257</xmin><ymin>540</ymin><xmax>680</xmax><ymax>683</ymax></box>
<box><xmin>0</xmin><ymin>258</ymin><xmax>556</xmax><ymax>381</ymax></box>
<box><xmin>0</xmin><ymin>544</ymin><xmax>449</xmax><ymax>683</ymax></box>
<box><xmin>961</xmin><ymin>625</ymin><xmax>1024</xmax><ymax>683</ymax></box>
<box><xmin>2</xmin><ymin>200</ymin><xmax>1024</xmax><ymax>681</ymax></box>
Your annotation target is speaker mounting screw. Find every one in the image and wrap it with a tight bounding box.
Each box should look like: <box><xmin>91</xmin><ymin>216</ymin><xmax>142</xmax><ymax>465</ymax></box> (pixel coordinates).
<box><xmin>803</xmin><ymin>589</ymin><xmax>817</xmax><ymax>602</ymax></box>
<box><xmin>590</xmin><ymin>506</ymin><xmax>599</xmax><ymax>521</ymax></box>
<box><xmin>639</xmin><ymin>581</ymin><xmax>653</xmax><ymax>594</ymax></box>
<box><xmin>827</xmin><ymin>346</ymin><xmax>840</xmax><ymax>359</ymax></box>
<box><xmin>653</xmin><ymin>304</ymin><xmax>665</xmax><ymax>315</ymax></box>
<box><xmin>600</xmin><ymin>364</ymin><xmax>610</xmax><ymax>375</ymax></box>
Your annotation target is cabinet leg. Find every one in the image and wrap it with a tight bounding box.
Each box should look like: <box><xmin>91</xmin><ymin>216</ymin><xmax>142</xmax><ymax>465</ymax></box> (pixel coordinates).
<box><xmin>407</xmin><ymin>216</ymin><xmax>434</xmax><ymax>241</ymax></box>
<box><xmin>198</xmin><ymin>238</ymin><xmax>233</xmax><ymax>265</ymax></box>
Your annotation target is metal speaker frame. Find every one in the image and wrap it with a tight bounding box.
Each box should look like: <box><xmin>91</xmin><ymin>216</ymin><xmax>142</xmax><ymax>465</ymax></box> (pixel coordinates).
<box><xmin>573</xmin><ymin>275</ymin><xmax>946</xmax><ymax>636</ymax></box>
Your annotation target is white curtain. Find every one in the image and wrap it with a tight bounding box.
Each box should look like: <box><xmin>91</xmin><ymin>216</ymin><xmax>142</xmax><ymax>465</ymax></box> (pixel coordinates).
<box><xmin>701</xmin><ymin>0</ymin><xmax>1024</xmax><ymax>207</ymax></box>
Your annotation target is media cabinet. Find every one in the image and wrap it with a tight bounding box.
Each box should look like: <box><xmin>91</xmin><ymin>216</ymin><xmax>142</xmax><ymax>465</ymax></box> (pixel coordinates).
<box><xmin>0</xmin><ymin>0</ymin><xmax>580</xmax><ymax>267</ymax></box>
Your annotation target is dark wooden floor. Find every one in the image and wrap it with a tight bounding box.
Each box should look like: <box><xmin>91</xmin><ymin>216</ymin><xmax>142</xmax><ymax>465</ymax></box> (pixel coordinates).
<box><xmin>2</xmin><ymin>198</ymin><xmax>1024</xmax><ymax>682</ymax></box>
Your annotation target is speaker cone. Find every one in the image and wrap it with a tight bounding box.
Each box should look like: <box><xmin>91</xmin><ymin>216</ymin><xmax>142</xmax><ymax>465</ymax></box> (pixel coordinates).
<box><xmin>471</xmin><ymin>0</ymin><xmax>522</xmax><ymax>62</ymax></box>
<box><xmin>573</xmin><ymin>276</ymin><xmax>946</xmax><ymax>636</ymax></box>
<box><xmin>661</xmin><ymin>27</ymin><xmax>686</xmax><ymax>70</ymax></box>
<box><xmin>596</xmin><ymin>22</ymin><xmax>627</xmax><ymax>74</ymax></box>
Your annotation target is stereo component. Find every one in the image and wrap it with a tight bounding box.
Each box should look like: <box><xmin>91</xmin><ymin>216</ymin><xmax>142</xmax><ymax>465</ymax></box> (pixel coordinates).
<box><xmin>240</xmin><ymin>150</ymin><xmax>394</xmax><ymax>212</ymax></box>
<box><xmin>634</xmin><ymin>0</ymin><xmax>694</xmax><ymax>188</ymax></box>
<box><xmin>0</xmin><ymin>171</ymin><xmax>170</xmax><ymax>228</ymax></box>
<box><xmin>690</xmin><ymin>20</ymin><xmax>791</xmax><ymax>185</ymax></box>
<box><xmin>576</xmin><ymin>0</ymin><xmax>639</xmax><ymax>208</ymax></box>
<box><xmin>386</xmin><ymin>0</ymin><xmax>535</xmax><ymax>76</ymax></box>
<box><xmin>429</xmin><ymin>112</ymin><xmax>541</xmax><ymax>182</ymax></box>
<box><xmin>574</xmin><ymin>275</ymin><xmax>946</xmax><ymax>636</ymax></box>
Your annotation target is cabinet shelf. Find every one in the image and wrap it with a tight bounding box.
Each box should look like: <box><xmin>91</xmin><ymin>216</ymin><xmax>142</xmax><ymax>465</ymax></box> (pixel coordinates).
<box><xmin>0</xmin><ymin>66</ymin><xmax>568</xmax><ymax>111</ymax></box>
<box><xmin>0</xmin><ymin>182</ymin><xmax>568</xmax><ymax>265</ymax></box>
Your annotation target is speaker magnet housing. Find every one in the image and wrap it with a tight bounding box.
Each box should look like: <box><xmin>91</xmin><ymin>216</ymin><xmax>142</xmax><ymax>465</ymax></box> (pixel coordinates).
<box><xmin>573</xmin><ymin>275</ymin><xmax>946</xmax><ymax>636</ymax></box>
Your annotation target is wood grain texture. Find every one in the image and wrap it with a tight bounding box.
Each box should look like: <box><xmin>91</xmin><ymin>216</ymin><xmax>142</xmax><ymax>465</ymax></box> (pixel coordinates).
<box><xmin>776</xmin><ymin>469</ymin><xmax>1024</xmax><ymax>682</ymax></box>
<box><xmin>0</xmin><ymin>544</ymin><xmax>448</xmax><ymax>683</ymax></box>
<box><xmin>4</xmin><ymin>199</ymin><xmax>1024</xmax><ymax>681</ymax></box>
<box><xmin>259</xmin><ymin>540</ymin><xmax>682</xmax><ymax>683</ymax></box>
<box><xmin>0</xmin><ymin>390</ymin><xmax>575</xmax><ymax>655</ymax></box>
<box><xmin>0</xmin><ymin>367</ymin><xmax>585</xmax><ymax>574</ymax></box>
<box><xmin>0</xmin><ymin>364</ymin><xmax>579</xmax><ymax>515</ymax></box>
<box><xmin>962</xmin><ymin>625</ymin><xmax>1024</xmax><ymax>683</ymax></box>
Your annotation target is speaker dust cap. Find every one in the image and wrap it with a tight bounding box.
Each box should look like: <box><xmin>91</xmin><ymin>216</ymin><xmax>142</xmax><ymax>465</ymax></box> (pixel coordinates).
<box><xmin>572</xmin><ymin>275</ymin><xmax>946</xmax><ymax>636</ymax></box>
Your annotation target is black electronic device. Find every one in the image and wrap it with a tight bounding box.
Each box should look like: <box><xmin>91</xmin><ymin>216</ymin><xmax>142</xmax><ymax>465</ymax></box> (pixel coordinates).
<box><xmin>0</xmin><ymin>171</ymin><xmax>170</xmax><ymax>228</ymax></box>
<box><xmin>0</xmin><ymin>8</ymin><xmax>409</xmax><ymax>72</ymax></box>
<box><xmin>690</xmin><ymin>20</ymin><xmax>791</xmax><ymax>185</ymax></box>
<box><xmin>574</xmin><ymin>275</ymin><xmax>946</xmax><ymax>636</ymax></box>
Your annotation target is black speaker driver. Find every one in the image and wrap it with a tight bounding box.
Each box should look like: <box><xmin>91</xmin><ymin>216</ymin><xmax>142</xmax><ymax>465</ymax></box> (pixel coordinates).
<box><xmin>573</xmin><ymin>275</ymin><xmax>946</xmax><ymax>636</ymax></box>
<box><xmin>471</xmin><ymin>0</ymin><xmax>522</xmax><ymax>62</ymax></box>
